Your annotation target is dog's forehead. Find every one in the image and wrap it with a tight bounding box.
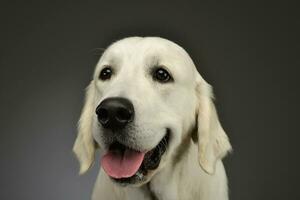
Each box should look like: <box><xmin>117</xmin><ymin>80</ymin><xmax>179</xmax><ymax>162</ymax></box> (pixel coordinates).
<box><xmin>100</xmin><ymin>37</ymin><xmax>196</xmax><ymax>74</ymax></box>
<box><xmin>106</xmin><ymin>37</ymin><xmax>182</xmax><ymax>54</ymax></box>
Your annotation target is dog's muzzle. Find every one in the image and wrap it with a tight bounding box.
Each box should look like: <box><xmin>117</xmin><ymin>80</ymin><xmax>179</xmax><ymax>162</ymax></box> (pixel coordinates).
<box><xmin>95</xmin><ymin>97</ymin><xmax>170</xmax><ymax>185</ymax></box>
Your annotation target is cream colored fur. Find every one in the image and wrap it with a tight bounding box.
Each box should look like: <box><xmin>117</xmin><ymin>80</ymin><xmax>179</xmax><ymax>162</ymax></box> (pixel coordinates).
<box><xmin>73</xmin><ymin>37</ymin><xmax>232</xmax><ymax>200</ymax></box>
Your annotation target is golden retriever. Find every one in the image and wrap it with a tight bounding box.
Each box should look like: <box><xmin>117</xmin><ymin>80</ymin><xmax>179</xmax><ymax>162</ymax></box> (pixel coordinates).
<box><xmin>73</xmin><ymin>37</ymin><xmax>232</xmax><ymax>200</ymax></box>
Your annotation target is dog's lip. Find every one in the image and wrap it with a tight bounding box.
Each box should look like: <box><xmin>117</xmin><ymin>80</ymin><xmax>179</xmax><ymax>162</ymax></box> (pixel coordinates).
<box><xmin>106</xmin><ymin>129</ymin><xmax>170</xmax><ymax>155</ymax></box>
<box><xmin>141</xmin><ymin>130</ymin><xmax>170</xmax><ymax>170</ymax></box>
<box><xmin>109</xmin><ymin>129</ymin><xmax>170</xmax><ymax>183</ymax></box>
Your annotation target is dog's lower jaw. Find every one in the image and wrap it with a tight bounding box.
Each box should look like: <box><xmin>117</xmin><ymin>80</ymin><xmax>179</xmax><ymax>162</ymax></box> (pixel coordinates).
<box><xmin>92</xmin><ymin>140</ymin><xmax>229</xmax><ymax>200</ymax></box>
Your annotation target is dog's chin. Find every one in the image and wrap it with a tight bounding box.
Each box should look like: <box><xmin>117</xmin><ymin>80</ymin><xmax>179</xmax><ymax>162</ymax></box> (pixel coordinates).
<box><xmin>104</xmin><ymin>129</ymin><xmax>170</xmax><ymax>186</ymax></box>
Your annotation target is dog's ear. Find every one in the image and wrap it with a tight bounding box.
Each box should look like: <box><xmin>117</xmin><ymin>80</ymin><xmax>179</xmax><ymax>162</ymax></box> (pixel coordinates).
<box><xmin>195</xmin><ymin>76</ymin><xmax>232</xmax><ymax>174</ymax></box>
<box><xmin>73</xmin><ymin>81</ymin><xmax>97</xmax><ymax>174</ymax></box>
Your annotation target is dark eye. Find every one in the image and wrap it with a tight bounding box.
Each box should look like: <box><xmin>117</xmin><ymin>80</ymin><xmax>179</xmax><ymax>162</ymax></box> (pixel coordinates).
<box><xmin>99</xmin><ymin>67</ymin><xmax>113</xmax><ymax>80</ymax></box>
<box><xmin>153</xmin><ymin>67</ymin><xmax>172</xmax><ymax>83</ymax></box>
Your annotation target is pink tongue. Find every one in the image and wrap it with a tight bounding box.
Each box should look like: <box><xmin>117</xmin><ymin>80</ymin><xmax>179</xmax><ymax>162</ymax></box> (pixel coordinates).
<box><xmin>101</xmin><ymin>149</ymin><xmax>145</xmax><ymax>179</ymax></box>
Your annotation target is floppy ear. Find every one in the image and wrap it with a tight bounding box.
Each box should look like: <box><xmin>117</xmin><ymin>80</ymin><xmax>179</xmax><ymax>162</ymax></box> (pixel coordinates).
<box><xmin>195</xmin><ymin>77</ymin><xmax>232</xmax><ymax>174</ymax></box>
<box><xmin>73</xmin><ymin>81</ymin><xmax>97</xmax><ymax>174</ymax></box>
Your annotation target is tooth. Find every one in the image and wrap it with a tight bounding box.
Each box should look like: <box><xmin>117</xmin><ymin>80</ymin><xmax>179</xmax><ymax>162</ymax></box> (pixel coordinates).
<box><xmin>136</xmin><ymin>171</ymin><xmax>143</xmax><ymax>179</ymax></box>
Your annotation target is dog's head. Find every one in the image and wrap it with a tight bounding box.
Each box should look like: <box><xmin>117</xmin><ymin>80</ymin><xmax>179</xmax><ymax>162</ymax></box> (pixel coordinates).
<box><xmin>73</xmin><ymin>37</ymin><xmax>231</xmax><ymax>185</ymax></box>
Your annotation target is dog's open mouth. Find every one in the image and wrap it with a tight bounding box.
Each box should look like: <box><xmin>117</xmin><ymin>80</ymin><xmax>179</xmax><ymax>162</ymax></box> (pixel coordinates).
<box><xmin>101</xmin><ymin>130</ymin><xmax>170</xmax><ymax>184</ymax></box>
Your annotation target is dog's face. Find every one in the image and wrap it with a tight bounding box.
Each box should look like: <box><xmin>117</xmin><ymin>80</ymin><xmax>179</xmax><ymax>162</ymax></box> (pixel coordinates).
<box><xmin>73</xmin><ymin>37</ymin><xmax>231</xmax><ymax>186</ymax></box>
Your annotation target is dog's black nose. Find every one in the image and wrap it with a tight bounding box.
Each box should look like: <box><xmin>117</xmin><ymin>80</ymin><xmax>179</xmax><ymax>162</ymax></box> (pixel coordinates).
<box><xmin>96</xmin><ymin>97</ymin><xmax>134</xmax><ymax>130</ymax></box>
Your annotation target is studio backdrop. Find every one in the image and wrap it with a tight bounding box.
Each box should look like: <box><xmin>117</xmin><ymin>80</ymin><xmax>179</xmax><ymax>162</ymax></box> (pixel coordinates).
<box><xmin>0</xmin><ymin>1</ymin><xmax>299</xmax><ymax>200</ymax></box>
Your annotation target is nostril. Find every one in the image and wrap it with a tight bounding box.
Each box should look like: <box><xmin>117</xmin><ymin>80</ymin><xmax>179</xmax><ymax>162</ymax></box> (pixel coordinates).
<box><xmin>116</xmin><ymin>108</ymin><xmax>133</xmax><ymax>123</ymax></box>
<box><xmin>96</xmin><ymin>97</ymin><xmax>134</xmax><ymax>130</ymax></box>
<box><xmin>97</xmin><ymin>108</ymin><xmax>109</xmax><ymax>125</ymax></box>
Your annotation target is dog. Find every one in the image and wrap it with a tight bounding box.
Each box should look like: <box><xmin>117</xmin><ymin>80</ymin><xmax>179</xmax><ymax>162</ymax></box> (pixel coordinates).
<box><xmin>73</xmin><ymin>37</ymin><xmax>232</xmax><ymax>200</ymax></box>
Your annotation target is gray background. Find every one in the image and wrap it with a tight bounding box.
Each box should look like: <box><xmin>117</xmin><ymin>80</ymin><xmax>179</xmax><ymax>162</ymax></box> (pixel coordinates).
<box><xmin>0</xmin><ymin>1</ymin><xmax>299</xmax><ymax>200</ymax></box>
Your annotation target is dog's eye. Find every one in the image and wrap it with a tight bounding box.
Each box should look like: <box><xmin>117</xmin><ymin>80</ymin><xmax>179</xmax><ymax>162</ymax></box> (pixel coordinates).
<box><xmin>99</xmin><ymin>67</ymin><xmax>113</xmax><ymax>80</ymax></box>
<box><xmin>153</xmin><ymin>67</ymin><xmax>172</xmax><ymax>83</ymax></box>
